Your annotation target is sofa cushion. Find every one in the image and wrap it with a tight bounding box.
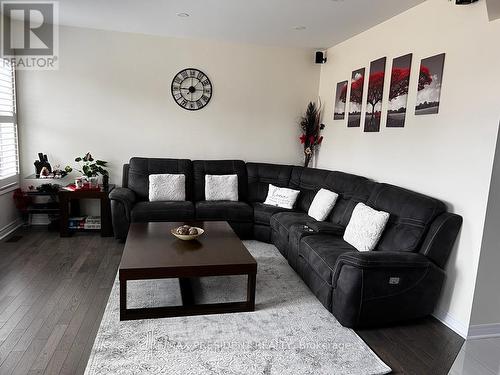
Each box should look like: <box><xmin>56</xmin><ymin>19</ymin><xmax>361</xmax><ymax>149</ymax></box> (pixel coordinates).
<box><xmin>288</xmin><ymin>167</ymin><xmax>374</xmax><ymax>227</ymax></box>
<box><xmin>263</xmin><ymin>184</ymin><xmax>300</xmax><ymax>209</ymax></box>
<box><xmin>131</xmin><ymin>201</ymin><xmax>194</xmax><ymax>222</ymax></box>
<box><xmin>308</xmin><ymin>188</ymin><xmax>339</xmax><ymax>221</ymax></box>
<box><xmin>343</xmin><ymin>203</ymin><xmax>390</xmax><ymax>252</ymax></box>
<box><xmin>252</xmin><ymin>202</ymin><xmax>294</xmax><ymax>226</ymax></box>
<box><xmin>247</xmin><ymin>162</ymin><xmax>293</xmax><ymax>202</ymax></box>
<box><xmin>367</xmin><ymin>183</ymin><xmax>447</xmax><ymax>252</ymax></box>
<box><xmin>193</xmin><ymin>160</ymin><xmax>247</xmax><ymax>202</ymax></box>
<box><xmin>205</xmin><ymin>174</ymin><xmax>238</xmax><ymax>201</ymax></box>
<box><xmin>299</xmin><ymin>235</ymin><xmax>357</xmax><ymax>286</ymax></box>
<box><xmin>127</xmin><ymin>158</ymin><xmax>193</xmax><ymax>201</ymax></box>
<box><xmin>195</xmin><ymin>201</ymin><xmax>253</xmax><ymax>222</ymax></box>
<box><xmin>148</xmin><ymin>174</ymin><xmax>186</xmax><ymax>202</ymax></box>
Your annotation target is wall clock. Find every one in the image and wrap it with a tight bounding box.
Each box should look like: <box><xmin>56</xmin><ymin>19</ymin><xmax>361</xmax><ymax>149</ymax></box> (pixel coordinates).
<box><xmin>171</xmin><ymin>68</ymin><xmax>213</xmax><ymax>111</ymax></box>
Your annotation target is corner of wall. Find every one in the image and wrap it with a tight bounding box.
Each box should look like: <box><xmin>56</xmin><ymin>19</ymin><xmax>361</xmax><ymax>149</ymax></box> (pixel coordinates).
<box><xmin>433</xmin><ymin>310</ymin><xmax>469</xmax><ymax>339</ymax></box>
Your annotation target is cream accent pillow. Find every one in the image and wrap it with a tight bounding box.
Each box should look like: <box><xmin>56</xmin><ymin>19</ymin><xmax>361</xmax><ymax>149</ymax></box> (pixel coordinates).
<box><xmin>343</xmin><ymin>203</ymin><xmax>390</xmax><ymax>251</ymax></box>
<box><xmin>149</xmin><ymin>174</ymin><xmax>186</xmax><ymax>201</ymax></box>
<box><xmin>308</xmin><ymin>188</ymin><xmax>339</xmax><ymax>221</ymax></box>
<box><xmin>264</xmin><ymin>184</ymin><xmax>300</xmax><ymax>209</ymax></box>
<box><xmin>205</xmin><ymin>174</ymin><xmax>238</xmax><ymax>201</ymax></box>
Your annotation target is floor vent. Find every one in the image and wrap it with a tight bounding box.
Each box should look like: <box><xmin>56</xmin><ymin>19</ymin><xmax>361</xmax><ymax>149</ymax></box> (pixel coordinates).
<box><xmin>5</xmin><ymin>235</ymin><xmax>22</xmax><ymax>243</ymax></box>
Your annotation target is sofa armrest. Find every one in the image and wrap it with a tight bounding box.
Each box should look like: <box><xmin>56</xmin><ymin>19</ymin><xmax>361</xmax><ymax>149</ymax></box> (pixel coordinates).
<box><xmin>332</xmin><ymin>251</ymin><xmax>430</xmax><ymax>286</ymax></box>
<box><xmin>305</xmin><ymin>222</ymin><xmax>344</xmax><ymax>236</ymax></box>
<box><xmin>331</xmin><ymin>250</ymin><xmax>444</xmax><ymax>327</ymax></box>
<box><xmin>420</xmin><ymin>212</ymin><xmax>462</xmax><ymax>268</ymax></box>
<box><xmin>109</xmin><ymin>187</ymin><xmax>136</xmax><ymax>240</ymax></box>
<box><xmin>109</xmin><ymin>187</ymin><xmax>136</xmax><ymax>217</ymax></box>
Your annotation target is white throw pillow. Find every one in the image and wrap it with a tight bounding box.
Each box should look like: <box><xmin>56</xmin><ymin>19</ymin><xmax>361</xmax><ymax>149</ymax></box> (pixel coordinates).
<box><xmin>343</xmin><ymin>203</ymin><xmax>390</xmax><ymax>252</ymax></box>
<box><xmin>149</xmin><ymin>174</ymin><xmax>186</xmax><ymax>201</ymax></box>
<box><xmin>264</xmin><ymin>184</ymin><xmax>300</xmax><ymax>209</ymax></box>
<box><xmin>308</xmin><ymin>188</ymin><xmax>339</xmax><ymax>221</ymax></box>
<box><xmin>205</xmin><ymin>174</ymin><xmax>238</xmax><ymax>201</ymax></box>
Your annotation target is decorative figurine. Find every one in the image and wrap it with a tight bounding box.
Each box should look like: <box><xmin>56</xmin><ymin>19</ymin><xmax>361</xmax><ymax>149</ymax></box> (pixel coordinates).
<box><xmin>34</xmin><ymin>153</ymin><xmax>51</xmax><ymax>178</ymax></box>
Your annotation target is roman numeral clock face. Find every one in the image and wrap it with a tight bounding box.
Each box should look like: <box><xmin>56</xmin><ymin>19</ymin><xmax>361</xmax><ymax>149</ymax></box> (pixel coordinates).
<box><xmin>171</xmin><ymin>68</ymin><xmax>213</xmax><ymax>110</ymax></box>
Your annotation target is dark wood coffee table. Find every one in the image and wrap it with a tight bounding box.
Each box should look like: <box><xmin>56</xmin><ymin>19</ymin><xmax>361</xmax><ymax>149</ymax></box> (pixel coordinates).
<box><xmin>119</xmin><ymin>221</ymin><xmax>257</xmax><ymax>321</ymax></box>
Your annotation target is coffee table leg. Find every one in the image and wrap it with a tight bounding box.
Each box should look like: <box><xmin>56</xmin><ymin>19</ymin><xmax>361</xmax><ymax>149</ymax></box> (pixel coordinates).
<box><xmin>179</xmin><ymin>278</ymin><xmax>194</xmax><ymax>306</ymax></box>
<box><xmin>120</xmin><ymin>279</ymin><xmax>127</xmax><ymax>320</ymax></box>
<box><xmin>247</xmin><ymin>273</ymin><xmax>256</xmax><ymax>311</ymax></box>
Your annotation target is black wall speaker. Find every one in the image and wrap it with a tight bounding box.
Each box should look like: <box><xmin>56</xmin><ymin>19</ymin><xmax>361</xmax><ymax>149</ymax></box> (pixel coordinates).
<box><xmin>315</xmin><ymin>51</ymin><xmax>327</xmax><ymax>64</ymax></box>
<box><xmin>456</xmin><ymin>0</ymin><xmax>478</xmax><ymax>4</ymax></box>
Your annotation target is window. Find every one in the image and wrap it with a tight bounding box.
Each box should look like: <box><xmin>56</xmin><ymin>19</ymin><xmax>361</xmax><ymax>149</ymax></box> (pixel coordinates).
<box><xmin>0</xmin><ymin>59</ymin><xmax>19</xmax><ymax>190</ymax></box>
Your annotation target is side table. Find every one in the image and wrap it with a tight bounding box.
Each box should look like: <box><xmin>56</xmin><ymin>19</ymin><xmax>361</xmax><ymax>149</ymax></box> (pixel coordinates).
<box><xmin>59</xmin><ymin>184</ymin><xmax>115</xmax><ymax>237</ymax></box>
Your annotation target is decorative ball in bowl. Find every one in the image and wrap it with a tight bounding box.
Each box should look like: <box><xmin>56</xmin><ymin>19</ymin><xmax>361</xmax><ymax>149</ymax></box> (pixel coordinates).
<box><xmin>171</xmin><ymin>225</ymin><xmax>204</xmax><ymax>241</ymax></box>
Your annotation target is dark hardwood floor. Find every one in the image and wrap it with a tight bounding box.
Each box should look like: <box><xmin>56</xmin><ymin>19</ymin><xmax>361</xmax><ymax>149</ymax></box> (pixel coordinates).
<box><xmin>357</xmin><ymin>317</ymin><xmax>464</xmax><ymax>374</ymax></box>
<box><xmin>0</xmin><ymin>228</ymin><xmax>122</xmax><ymax>375</ymax></box>
<box><xmin>0</xmin><ymin>228</ymin><xmax>463</xmax><ymax>374</ymax></box>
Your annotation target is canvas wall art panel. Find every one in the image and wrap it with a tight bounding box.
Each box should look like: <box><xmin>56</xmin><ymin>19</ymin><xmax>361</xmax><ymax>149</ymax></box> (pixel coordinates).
<box><xmin>386</xmin><ymin>53</ymin><xmax>412</xmax><ymax>128</ymax></box>
<box><xmin>364</xmin><ymin>57</ymin><xmax>387</xmax><ymax>132</ymax></box>
<box><xmin>415</xmin><ymin>53</ymin><xmax>446</xmax><ymax>115</ymax></box>
<box><xmin>333</xmin><ymin>81</ymin><xmax>348</xmax><ymax>120</ymax></box>
<box><xmin>348</xmin><ymin>68</ymin><xmax>365</xmax><ymax>127</ymax></box>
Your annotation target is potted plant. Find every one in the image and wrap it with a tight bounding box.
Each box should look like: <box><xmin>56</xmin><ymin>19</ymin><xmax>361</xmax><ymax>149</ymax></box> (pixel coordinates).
<box><xmin>299</xmin><ymin>101</ymin><xmax>325</xmax><ymax>168</ymax></box>
<box><xmin>65</xmin><ymin>152</ymin><xmax>109</xmax><ymax>188</ymax></box>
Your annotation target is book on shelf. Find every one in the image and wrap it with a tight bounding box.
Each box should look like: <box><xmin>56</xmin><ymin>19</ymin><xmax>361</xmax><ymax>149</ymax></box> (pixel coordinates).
<box><xmin>68</xmin><ymin>216</ymin><xmax>102</xmax><ymax>230</ymax></box>
<box><xmin>68</xmin><ymin>217</ymin><xmax>86</xmax><ymax>228</ymax></box>
<box><xmin>83</xmin><ymin>223</ymin><xmax>101</xmax><ymax>230</ymax></box>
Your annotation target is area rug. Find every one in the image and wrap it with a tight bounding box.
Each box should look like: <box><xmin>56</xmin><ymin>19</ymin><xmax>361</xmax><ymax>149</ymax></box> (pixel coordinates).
<box><xmin>85</xmin><ymin>240</ymin><xmax>391</xmax><ymax>375</ymax></box>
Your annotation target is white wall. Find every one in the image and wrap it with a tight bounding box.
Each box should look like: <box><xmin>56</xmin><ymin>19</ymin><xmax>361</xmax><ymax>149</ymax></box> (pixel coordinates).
<box><xmin>0</xmin><ymin>190</ymin><xmax>21</xmax><ymax>239</ymax></box>
<box><xmin>17</xmin><ymin>26</ymin><xmax>320</xmax><ymax>184</ymax></box>
<box><xmin>317</xmin><ymin>0</ymin><xmax>500</xmax><ymax>336</ymax></box>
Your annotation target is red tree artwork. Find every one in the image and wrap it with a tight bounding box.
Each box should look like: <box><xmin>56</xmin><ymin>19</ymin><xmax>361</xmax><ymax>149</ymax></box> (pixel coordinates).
<box><xmin>415</xmin><ymin>53</ymin><xmax>445</xmax><ymax>115</ymax></box>
<box><xmin>334</xmin><ymin>81</ymin><xmax>348</xmax><ymax>120</ymax></box>
<box><xmin>338</xmin><ymin>56</ymin><xmax>433</xmax><ymax>130</ymax></box>
<box><xmin>418</xmin><ymin>66</ymin><xmax>433</xmax><ymax>90</ymax></box>
<box><xmin>347</xmin><ymin>68</ymin><xmax>365</xmax><ymax>127</ymax></box>
<box><xmin>364</xmin><ymin>57</ymin><xmax>386</xmax><ymax>132</ymax></box>
<box><xmin>388</xmin><ymin>67</ymin><xmax>411</xmax><ymax>100</ymax></box>
<box><xmin>385</xmin><ymin>53</ymin><xmax>433</xmax><ymax>127</ymax></box>
<box><xmin>341</xmin><ymin>67</ymin><xmax>432</xmax><ymax>105</ymax></box>
<box><xmin>349</xmin><ymin>75</ymin><xmax>364</xmax><ymax>104</ymax></box>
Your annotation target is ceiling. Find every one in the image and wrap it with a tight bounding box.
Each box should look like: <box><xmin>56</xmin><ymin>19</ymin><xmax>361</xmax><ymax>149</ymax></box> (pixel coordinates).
<box><xmin>55</xmin><ymin>0</ymin><xmax>427</xmax><ymax>49</ymax></box>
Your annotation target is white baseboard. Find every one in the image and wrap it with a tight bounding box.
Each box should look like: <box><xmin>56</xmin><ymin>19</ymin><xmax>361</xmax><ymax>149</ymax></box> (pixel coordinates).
<box><xmin>0</xmin><ymin>218</ymin><xmax>24</xmax><ymax>240</ymax></box>
<box><xmin>433</xmin><ymin>310</ymin><xmax>468</xmax><ymax>338</ymax></box>
<box><xmin>468</xmin><ymin>323</ymin><xmax>500</xmax><ymax>339</ymax></box>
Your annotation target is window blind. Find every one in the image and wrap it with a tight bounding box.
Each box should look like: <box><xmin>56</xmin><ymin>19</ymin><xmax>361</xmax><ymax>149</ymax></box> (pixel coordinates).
<box><xmin>0</xmin><ymin>59</ymin><xmax>19</xmax><ymax>189</ymax></box>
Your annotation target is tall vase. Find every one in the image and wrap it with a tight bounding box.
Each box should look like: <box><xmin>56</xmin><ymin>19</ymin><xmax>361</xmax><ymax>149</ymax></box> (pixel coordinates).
<box><xmin>89</xmin><ymin>176</ymin><xmax>99</xmax><ymax>189</ymax></box>
<box><xmin>304</xmin><ymin>153</ymin><xmax>311</xmax><ymax>168</ymax></box>
<box><xmin>304</xmin><ymin>146</ymin><xmax>313</xmax><ymax>168</ymax></box>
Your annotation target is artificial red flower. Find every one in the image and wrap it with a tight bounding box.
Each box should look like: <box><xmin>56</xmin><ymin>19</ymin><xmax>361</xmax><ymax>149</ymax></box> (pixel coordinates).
<box><xmin>318</xmin><ymin>136</ymin><xmax>324</xmax><ymax>144</ymax></box>
<box><xmin>299</xmin><ymin>134</ymin><xmax>306</xmax><ymax>144</ymax></box>
<box><xmin>309</xmin><ymin>135</ymin><xmax>315</xmax><ymax>144</ymax></box>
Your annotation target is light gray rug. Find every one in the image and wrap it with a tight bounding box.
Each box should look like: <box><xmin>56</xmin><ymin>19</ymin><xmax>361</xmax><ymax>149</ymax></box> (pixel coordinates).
<box><xmin>85</xmin><ymin>241</ymin><xmax>391</xmax><ymax>375</ymax></box>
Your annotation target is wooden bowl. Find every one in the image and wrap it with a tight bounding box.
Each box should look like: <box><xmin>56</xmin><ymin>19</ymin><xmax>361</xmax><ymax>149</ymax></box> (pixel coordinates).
<box><xmin>171</xmin><ymin>227</ymin><xmax>204</xmax><ymax>241</ymax></box>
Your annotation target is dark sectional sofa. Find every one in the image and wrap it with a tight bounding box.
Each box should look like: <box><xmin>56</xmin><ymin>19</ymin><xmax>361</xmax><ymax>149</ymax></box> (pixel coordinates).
<box><xmin>110</xmin><ymin>157</ymin><xmax>462</xmax><ymax>328</ymax></box>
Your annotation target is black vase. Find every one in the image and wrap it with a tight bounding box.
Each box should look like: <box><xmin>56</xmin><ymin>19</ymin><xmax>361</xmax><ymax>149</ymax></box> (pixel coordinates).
<box><xmin>304</xmin><ymin>155</ymin><xmax>311</xmax><ymax>168</ymax></box>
